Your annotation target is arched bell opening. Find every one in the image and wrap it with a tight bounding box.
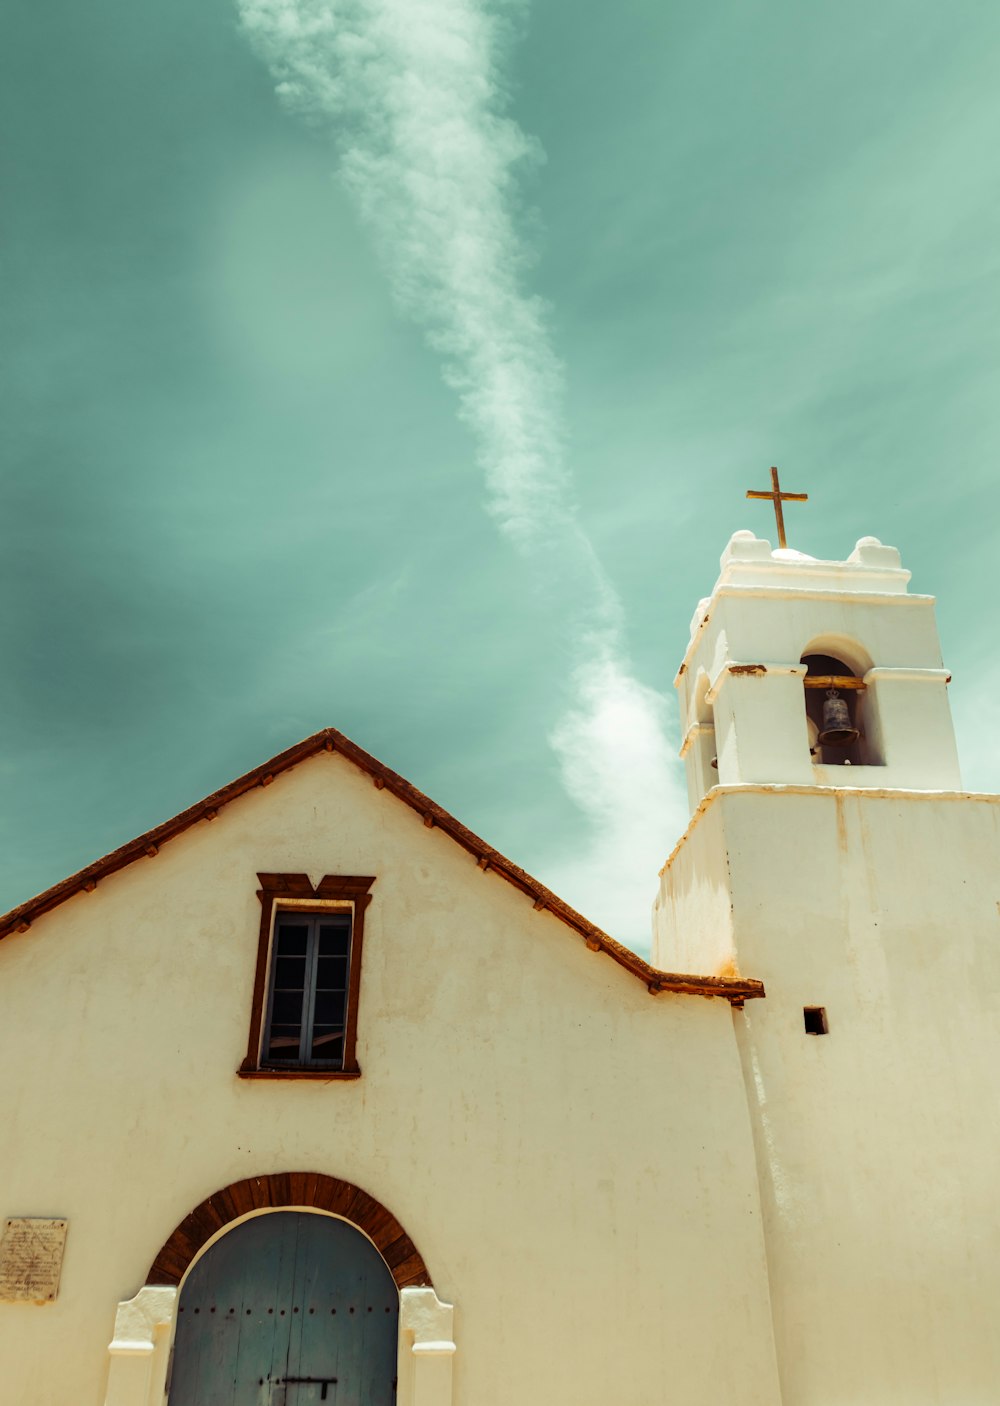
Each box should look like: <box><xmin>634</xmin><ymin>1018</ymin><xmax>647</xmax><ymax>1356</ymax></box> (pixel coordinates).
<box><xmin>681</xmin><ymin>669</ymin><xmax>718</xmax><ymax>805</ymax></box>
<box><xmin>693</xmin><ymin>669</ymin><xmax>713</xmax><ymax>726</ymax></box>
<box><xmin>692</xmin><ymin>670</ymin><xmax>718</xmax><ymax>775</ymax></box>
<box><xmin>800</xmin><ymin>651</ymin><xmax>867</xmax><ymax>767</ymax></box>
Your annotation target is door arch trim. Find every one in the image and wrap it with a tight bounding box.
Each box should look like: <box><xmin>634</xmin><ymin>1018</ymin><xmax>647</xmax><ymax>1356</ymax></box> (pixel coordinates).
<box><xmin>146</xmin><ymin>1172</ymin><xmax>432</xmax><ymax>1290</ymax></box>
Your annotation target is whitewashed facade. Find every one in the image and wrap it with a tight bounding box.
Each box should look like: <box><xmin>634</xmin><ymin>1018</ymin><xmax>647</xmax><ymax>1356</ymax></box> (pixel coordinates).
<box><xmin>2</xmin><ymin>530</ymin><xmax>998</xmax><ymax>1405</ymax></box>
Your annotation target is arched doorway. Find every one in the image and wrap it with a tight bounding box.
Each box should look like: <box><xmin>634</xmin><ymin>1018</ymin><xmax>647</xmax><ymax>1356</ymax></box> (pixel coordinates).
<box><xmin>168</xmin><ymin>1211</ymin><xmax>398</xmax><ymax>1405</ymax></box>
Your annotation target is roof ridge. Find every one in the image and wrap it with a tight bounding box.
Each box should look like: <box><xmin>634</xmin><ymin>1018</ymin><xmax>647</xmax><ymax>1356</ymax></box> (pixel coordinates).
<box><xmin>0</xmin><ymin>726</ymin><xmax>764</xmax><ymax>1005</ymax></box>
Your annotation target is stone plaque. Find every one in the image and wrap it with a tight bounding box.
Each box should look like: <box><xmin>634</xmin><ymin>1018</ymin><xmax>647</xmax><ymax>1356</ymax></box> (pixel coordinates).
<box><xmin>0</xmin><ymin>1218</ymin><xmax>68</xmax><ymax>1302</ymax></box>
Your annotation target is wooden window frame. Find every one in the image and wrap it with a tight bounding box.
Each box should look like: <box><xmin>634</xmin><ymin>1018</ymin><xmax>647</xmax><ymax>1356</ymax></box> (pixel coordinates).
<box><xmin>239</xmin><ymin>873</ymin><xmax>376</xmax><ymax>1080</ymax></box>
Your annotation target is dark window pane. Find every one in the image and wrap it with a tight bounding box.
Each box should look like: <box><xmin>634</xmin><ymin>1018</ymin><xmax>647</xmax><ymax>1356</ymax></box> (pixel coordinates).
<box><xmin>318</xmin><ymin>924</ymin><xmax>350</xmax><ymax>958</ymax></box>
<box><xmin>316</xmin><ymin>956</ymin><xmax>348</xmax><ymax>990</ymax></box>
<box><xmin>311</xmin><ymin>1029</ymin><xmax>344</xmax><ymax>1062</ymax></box>
<box><xmin>313</xmin><ymin>991</ymin><xmax>346</xmax><ymax>1026</ymax></box>
<box><xmin>264</xmin><ymin>910</ymin><xmax>355</xmax><ymax>1068</ymax></box>
<box><xmin>275</xmin><ymin>956</ymin><xmax>307</xmax><ymax>989</ymax></box>
<box><xmin>266</xmin><ymin>1026</ymin><xmax>302</xmax><ymax>1061</ymax></box>
<box><xmin>272</xmin><ymin>990</ymin><xmax>306</xmax><ymax>1025</ymax></box>
<box><xmin>275</xmin><ymin>923</ymin><xmax>309</xmax><ymax>957</ymax></box>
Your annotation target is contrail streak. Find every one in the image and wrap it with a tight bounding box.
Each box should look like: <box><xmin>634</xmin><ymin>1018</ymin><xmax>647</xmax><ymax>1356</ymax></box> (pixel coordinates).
<box><xmin>236</xmin><ymin>0</ymin><xmax>686</xmax><ymax>944</ymax></box>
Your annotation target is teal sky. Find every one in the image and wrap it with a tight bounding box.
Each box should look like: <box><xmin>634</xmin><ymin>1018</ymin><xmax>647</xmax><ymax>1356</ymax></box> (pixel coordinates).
<box><xmin>3</xmin><ymin>0</ymin><xmax>999</xmax><ymax>950</ymax></box>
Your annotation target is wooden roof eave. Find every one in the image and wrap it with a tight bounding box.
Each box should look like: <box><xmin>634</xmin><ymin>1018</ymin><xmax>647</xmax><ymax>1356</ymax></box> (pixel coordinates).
<box><xmin>0</xmin><ymin>727</ymin><xmax>765</xmax><ymax>1006</ymax></box>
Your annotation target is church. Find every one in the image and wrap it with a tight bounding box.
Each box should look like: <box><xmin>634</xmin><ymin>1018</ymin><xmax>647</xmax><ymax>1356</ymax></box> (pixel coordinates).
<box><xmin>2</xmin><ymin>514</ymin><xmax>999</xmax><ymax>1406</ymax></box>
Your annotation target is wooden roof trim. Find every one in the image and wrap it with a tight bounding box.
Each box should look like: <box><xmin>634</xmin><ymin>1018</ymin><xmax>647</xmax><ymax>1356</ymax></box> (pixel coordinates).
<box><xmin>0</xmin><ymin>727</ymin><xmax>764</xmax><ymax>1005</ymax></box>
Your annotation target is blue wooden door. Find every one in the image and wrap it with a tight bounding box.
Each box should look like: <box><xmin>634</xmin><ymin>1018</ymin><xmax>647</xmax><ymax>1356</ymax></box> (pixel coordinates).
<box><xmin>168</xmin><ymin>1211</ymin><xmax>399</xmax><ymax>1405</ymax></box>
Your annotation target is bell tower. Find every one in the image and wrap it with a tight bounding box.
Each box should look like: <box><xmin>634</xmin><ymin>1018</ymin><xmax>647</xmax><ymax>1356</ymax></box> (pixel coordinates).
<box><xmin>653</xmin><ymin>522</ymin><xmax>1000</xmax><ymax>1403</ymax></box>
<box><xmin>675</xmin><ymin>528</ymin><xmax>961</xmax><ymax>811</ymax></box>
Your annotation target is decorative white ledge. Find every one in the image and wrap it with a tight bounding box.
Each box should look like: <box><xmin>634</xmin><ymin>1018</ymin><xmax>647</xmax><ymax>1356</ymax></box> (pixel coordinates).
<box><xmin>102</xmin><ymin>1281</ymin><xmax>455</xmax><ymax>1406</ymax></box>
<box><xmin>679</xmin><ymin>719</ymin><xmax>715</xmax><ymax>759</ymax></box>
<box><xmin>398</xmin><ymin>1287</ymin><xmax>457</xmax><ymax>1406</ymax></box>
<box><xmin>103</xmin><ymin>1286</ymin><xmax>177</xmax><ymax>1406</ymax></box>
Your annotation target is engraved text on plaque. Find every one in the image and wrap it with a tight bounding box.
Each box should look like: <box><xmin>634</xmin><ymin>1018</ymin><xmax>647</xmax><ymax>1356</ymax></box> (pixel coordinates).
<box><xmin>0</xmin><ymin>1218</ymin><xmax>68</xmax><ymax>1302</ymax></box>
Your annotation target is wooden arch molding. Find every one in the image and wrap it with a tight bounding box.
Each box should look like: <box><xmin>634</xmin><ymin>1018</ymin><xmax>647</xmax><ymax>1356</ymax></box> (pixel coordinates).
<box><xmin>146</xmin><ymin>1173</ymin><xmax>433</xmax><ymax>1290</ymax></box>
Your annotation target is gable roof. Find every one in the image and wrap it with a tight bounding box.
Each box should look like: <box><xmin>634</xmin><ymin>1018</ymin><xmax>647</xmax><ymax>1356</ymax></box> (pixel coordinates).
<box><xmin>0</xmin><ymin>726</ymin><xmax>763</xmax><ymax>1005</ymax></box>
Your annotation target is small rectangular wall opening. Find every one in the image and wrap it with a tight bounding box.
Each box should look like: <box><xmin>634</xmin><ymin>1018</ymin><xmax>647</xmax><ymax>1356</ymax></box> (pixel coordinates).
<box><xmin>803</xmin><ymin>1006</ymin><xmax>828</xmax><ymax>1035</ymax></box>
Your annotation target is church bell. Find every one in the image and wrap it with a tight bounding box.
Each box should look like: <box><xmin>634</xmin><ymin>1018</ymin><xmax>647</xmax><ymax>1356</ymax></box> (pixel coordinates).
<box><xmin>817</xmin><ymin>688</ymin><xmax>859</xmax><ymax>747</ymax></box>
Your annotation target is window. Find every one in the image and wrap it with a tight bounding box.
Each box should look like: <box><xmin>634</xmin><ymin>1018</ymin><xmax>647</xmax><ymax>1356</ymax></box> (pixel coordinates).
<box><xmin>240</xmin><ymin>874</ymin><xmax>376</xmax><ymax>1080</ymax></box>
<box><xmin>264</xmin><ymin>912</ymin><xmax>351</xmax><ymax>1068</ymax></box>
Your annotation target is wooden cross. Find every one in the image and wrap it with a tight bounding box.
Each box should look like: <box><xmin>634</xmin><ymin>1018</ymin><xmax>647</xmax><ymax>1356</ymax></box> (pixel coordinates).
<box><xmin>746</xmin><ymin>466</ymin><xmax>808</xmax><ymax>549</ymax></box>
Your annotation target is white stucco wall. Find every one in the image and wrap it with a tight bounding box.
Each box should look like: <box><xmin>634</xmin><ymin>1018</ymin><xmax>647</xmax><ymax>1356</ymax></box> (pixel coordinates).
<box><xmin>651</xmin><ymin>798</ymin><xmax>736</xmax><ymax>978</ymax></box>
<box><xmin>657</xmin><ymin>784</ymin><xmax>1000</xmax><ymax>1404</ymax></box>
<box><xmin>0</xmin><ymin>751</ymin><xmax>781</xmax><ymax>1406</ymax></box>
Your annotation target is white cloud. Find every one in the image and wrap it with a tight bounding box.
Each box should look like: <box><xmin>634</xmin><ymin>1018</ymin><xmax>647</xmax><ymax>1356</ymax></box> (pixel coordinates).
<box><xmin>236</xmin><ymin>0</ymin><xmax>687</xmax><ymax>950</ymax></box>
<box><xmin>545</xmin><ymin>642</ymin><xmax>689</xmax><ymax>946</ymax></box>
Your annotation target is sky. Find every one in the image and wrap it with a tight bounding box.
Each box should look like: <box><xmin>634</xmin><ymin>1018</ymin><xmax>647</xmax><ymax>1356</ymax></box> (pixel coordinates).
<box><xmin>2</xmin><ymin>0</ymin><xmax>1000</xmax><ymax>952</ymax></box>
